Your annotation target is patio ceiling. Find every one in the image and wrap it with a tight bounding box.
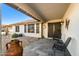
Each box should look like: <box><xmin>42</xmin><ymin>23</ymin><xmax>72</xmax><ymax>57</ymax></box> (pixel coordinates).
<box><xmin>6</xmin><ymin>3</ymin><xmax>70</xmax><ymax>22</ymax></box>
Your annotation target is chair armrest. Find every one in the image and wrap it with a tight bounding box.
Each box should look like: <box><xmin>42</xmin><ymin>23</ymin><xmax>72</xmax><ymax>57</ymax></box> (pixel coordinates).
<box><xmin>54</xmin><ymin>43</ymin><xmax>65</xmax><ymax>47</ymax></box>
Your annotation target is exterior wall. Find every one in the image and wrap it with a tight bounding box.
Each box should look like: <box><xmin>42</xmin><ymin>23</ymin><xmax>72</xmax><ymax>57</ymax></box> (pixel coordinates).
<box><xmin>8</xmin><ymin>27</ymin><xmax>13</xmax><ymax>34</ymax></box>
<box><xmin>11</xmin><ymin>23</ymin><xmax>41</xmax><ymax>38</ymax></box>
<box><xmin>10</xmin><ymin>19</ymin><xmax>62</xmax><ymax>38</ymax></box>
<box><xmin>43</xmin><ymin>19</ymin><xmax>62</xmax><ymax>38</ymax></box>
<box><xmin>1</xmin><ymin>27</ymin><xmax>13</xmax><ymax>35</ymax></box>
<box><xmin>24</xmin><ymin>23</ymin><xmax>41</xmax><ymax>38</ymax></box>
<box><xmin>62</xmin><ymin>4</ymin><xmax>79</xmax><ymax>56</ymax></box>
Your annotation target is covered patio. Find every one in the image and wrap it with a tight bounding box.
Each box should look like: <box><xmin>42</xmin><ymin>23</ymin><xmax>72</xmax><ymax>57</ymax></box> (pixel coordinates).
<box><xmin>1</xmin><ymin>3</ymin><xmax>70</xmax><ymax>56</ymax></box>
<box><xmin>2</xmin><ymin>3</ymin><xmax>79</xmax><ymax>56</ymax></box>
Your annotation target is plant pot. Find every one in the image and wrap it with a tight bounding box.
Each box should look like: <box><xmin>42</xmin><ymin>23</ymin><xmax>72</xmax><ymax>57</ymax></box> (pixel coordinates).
<box><xmin>5</xmin><ymin>39</ymin><xmax>23</xmax><ymax>56</ymax></box>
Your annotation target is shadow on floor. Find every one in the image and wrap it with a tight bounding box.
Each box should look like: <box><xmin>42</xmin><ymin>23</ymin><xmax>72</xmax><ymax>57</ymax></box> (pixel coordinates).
<box><xmin>23</xmin><ymin>39</ymin><xmax>71</xmax><ymax>56</ymax></box>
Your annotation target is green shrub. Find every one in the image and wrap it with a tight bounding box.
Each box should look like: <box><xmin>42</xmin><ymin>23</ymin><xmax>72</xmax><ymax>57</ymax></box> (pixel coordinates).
<box><xmin>12</xmin><ymin>33</ymin><xmax>19</xmax><ymax>38</ymax></box>
<box><xmin>18</xmin><ymin>34</ymin><xmax>23</xmax><ymax>37</ymax></box>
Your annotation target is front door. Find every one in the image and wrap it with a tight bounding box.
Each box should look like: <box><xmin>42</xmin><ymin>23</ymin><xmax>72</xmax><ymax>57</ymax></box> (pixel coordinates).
<box><xmin>48</xmin><ymin>23</ymin><xmax>54</xmax><ymax>37</ymax></box>
<box><xmin>54</xmin><ymin>23</ymin><xmax>61</xmax><ymax>39</ymax></box>
<box><xmin>48</xmin><ymin>23</ymin><xmax>61</xmax><ymax>38</ymax></box>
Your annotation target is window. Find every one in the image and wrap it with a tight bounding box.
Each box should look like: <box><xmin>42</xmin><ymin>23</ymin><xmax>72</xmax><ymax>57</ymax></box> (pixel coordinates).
<box><xmin>15</xmin><ymin>26</ymin><xmax>19</xmax><ymax>32</ymax></box>
<box><xmin>28</xmin><ymin>24</ymin><xmax>34</xmax><ymax>33</ymax></box>
<box><xmin>24</xmin><ymin>24</ymin><xmax>26</xmax><ymax>33</ymax></box>
<box><xmin>36</xmin><ymin>23</ymin><xmax>39</xmax><ymax>33</ymax></box>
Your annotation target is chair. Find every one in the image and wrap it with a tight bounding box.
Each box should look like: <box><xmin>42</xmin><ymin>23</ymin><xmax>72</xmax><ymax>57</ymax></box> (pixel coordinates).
<box><xmin>53</xmin><ymin>37</ymin><xmax>72</xmax><ymax>56</ymax></box>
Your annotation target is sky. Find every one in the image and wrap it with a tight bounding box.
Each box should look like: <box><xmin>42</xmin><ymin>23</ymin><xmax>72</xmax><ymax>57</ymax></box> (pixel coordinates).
<box><xmin>2</xmin><ymin>4</ymin><xmax>32</xmax><ymax>25</ymax></box>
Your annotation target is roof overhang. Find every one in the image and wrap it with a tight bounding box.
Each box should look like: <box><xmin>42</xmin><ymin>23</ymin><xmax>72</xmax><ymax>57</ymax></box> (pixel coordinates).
<box><xmin>5</xmin><ymin>3</ymin><xmax>70</xmax><ymax>22</ymax></box>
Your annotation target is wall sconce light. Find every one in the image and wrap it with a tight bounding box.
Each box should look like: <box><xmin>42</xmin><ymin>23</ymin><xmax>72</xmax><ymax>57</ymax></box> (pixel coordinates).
<box><xmin>61</xmin><ymin>20</ymin><xmax>64</xmax><ymax>24</ymax></box>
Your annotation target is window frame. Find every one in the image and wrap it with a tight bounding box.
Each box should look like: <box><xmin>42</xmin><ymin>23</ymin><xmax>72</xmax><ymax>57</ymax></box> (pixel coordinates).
<box><xmin>36</xmin><ymin>23</ymin><xmax>39</xmax><ymax>33</ymax></box>
<box><xmin>24</xmin><ymin>24</ymin><xmax>27</xmax><ymax>33</ymax></box>
<box><xmin>15</xmin><ymin>26</ymin><xmax>19</xmax><ymax>32</ymax></box>
<box><xmin>28</xmin><ymin>24</ymin><xmax>35</xmax><ymax>33</ymax></box>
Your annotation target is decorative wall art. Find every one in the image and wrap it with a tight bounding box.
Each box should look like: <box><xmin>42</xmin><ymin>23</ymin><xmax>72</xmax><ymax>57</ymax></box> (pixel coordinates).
<box><xmin>65</xmin><ymin>19</ymin><xmax>70</xmax><ymax>29</ymax></box>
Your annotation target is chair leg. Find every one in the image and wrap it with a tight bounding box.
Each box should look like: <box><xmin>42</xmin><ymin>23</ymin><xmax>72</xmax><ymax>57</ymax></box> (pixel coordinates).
<box><xmin>53</xmin><ymin>47</ymin><xmax>55</xmax><ymax>56</ymax></box>
<box><xmin>64</xmin><ymin>49</ymin><xmax>65</xmax><ymax>56</ymax></box>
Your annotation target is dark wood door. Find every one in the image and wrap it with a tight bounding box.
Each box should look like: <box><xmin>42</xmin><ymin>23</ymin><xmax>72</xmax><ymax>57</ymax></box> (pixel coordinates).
<box><xmin>54</xmin><ymin>23</ymin><xmax>61</xmax><ymax>39</ymax></box>
<box><xmin>48</xmin><ymin>23</ymin><xmax>53</xmax><ymax>37</ymax></box>
<box><xmin>48</xmin><ymin>23</ymin><xmax>61</xmax><ymax>38</ymax></box>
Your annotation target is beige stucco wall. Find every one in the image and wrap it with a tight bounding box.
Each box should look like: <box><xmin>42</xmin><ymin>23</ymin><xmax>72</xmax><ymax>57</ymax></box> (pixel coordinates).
<box><xmin>11</xmin><ymin>19</ymin><xmax>62</xmax><ymax>38</ymax></box>
<box><xmin>11</xmin><ymin>23</ymin><xmax>41</xmax><ymax>38</ymax></box>
<box><xmin>8</xmin><ymin>27</ymin><xmax>13</xmax><ymax>34</ymax></box>
<box><xmin>62</xmin><ymin>4</ymin><xmax>79</xmax><ymax>56</ymax></box>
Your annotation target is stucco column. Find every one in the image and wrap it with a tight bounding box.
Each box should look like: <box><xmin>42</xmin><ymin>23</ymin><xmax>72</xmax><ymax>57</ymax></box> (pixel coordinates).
<box><xmin>26</xmin><ymin>25</ymin><xmax>28</xmax><ymax>33</ymax></box>
<box><xmin>41</xmin><ymin>22</ymin><xmax>44</xmax><ymax>38</ymax></box>
<box><xmin>35</xmin><ymin>23</ymin><xmax>36</xmax><ymax>33</ymax></box>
